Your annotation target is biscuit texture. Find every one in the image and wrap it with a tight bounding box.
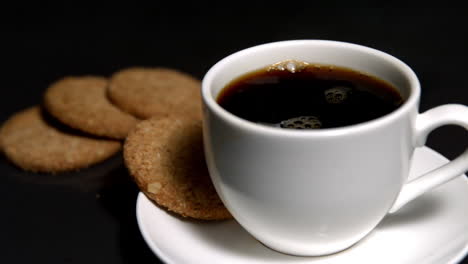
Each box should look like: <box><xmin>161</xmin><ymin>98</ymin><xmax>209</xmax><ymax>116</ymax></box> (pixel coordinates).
<box><xmin>124</xmin><ymin>116</ymin><xmax>231</xmax><ymax>220</ymax></box>
<box><xmin>0</xmin><ymin>106</ymin><xmax>121</xmax><ymax>173</ymax></box>
<box><xmin>108</xmin><ymin>67</ymin><xmax>202</xmax><ymax>119</ymax></box>
<box><xmin>44</xmin><ymin>76</ymin><xmax>139</xmax><ymax>139</ymax></box>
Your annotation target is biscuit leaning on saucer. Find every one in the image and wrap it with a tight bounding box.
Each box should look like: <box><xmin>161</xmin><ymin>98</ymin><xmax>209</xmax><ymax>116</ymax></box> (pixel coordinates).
<box><xmin>0</xmin><ymin>106</ymin><xmax>121</xmax><ymax>173</ymax></box>
<box><xmin>108</xmin><ymin>67</ymin><xmax>202</xmax><ymax>119</ymax></box>
<box><xmin>43</xmin><ymin>76</ymin><xmax>139</xmax><ymax>139</ymax></box>
<box><xmin>124</xmin><ymin>116</ymin><xmax>232</xmax><ymax>220</ymax></box>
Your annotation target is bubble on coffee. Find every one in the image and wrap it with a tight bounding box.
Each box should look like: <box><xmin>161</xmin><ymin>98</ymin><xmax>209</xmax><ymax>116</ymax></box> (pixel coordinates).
<box><xmin>267</xmin><ymin>59</ymin><xmax>310</xmax><ymax>73</ymax></box>
<box><xmin>324</xmin><ymin>86</ymin><xmax>352</xmax><ymax>104</ymax></box>
<box><xmin>280</xmin><ymin>116</ymin><xmax>322</xmax><ymax>129</ymax></box>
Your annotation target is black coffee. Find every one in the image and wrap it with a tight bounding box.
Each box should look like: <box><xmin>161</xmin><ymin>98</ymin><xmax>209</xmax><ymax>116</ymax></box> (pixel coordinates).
<box><xmin>217</xmin><ymin>61</ymin><xmax>403</xmax><ymax>129</ymax></box>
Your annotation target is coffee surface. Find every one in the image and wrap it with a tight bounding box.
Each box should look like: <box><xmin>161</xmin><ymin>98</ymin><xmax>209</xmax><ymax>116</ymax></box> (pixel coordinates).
<box><xmin>217</xmin><ymin>61</ymin><xmax>403</xmax><ymax>129</ymax></box>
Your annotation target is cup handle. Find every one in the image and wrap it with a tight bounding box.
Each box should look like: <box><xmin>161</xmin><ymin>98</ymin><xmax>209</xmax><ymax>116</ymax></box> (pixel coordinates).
<box><xmin>389</xmin><ymin>104</ymin><xmax>468</xmax><ymax>213</ymax></box>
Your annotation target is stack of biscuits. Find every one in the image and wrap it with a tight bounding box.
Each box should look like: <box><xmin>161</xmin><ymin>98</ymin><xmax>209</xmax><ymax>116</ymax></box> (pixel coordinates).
<box><xmin>0</xmin><ymin>67</ymin><xmax>231</xmax><ymax>220</ymax></box>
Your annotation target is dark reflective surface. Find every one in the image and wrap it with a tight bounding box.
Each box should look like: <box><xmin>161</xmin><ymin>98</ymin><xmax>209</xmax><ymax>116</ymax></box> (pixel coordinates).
<box><xmin>2</xmin><ymin>5</ymin><xmax>467</xmax><ymax>264</ymax></box>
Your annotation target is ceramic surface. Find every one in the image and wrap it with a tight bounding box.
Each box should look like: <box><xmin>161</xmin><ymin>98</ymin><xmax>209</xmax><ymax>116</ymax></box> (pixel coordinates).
<box><xmin>137</xmin><ymin>147</ymin><xmax>468</xmax><ymax>264</ymax></box>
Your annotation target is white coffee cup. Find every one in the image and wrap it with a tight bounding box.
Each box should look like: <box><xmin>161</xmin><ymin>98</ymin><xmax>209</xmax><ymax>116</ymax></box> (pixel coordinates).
<box><xmin>201</xmin><ymin>40</ymin><xmax>468</xmax><ymax>256</ymax></box>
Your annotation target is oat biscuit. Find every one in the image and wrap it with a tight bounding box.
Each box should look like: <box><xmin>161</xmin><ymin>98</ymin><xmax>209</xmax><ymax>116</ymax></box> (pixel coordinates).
<box><xmin>124</xmin><ymin>116</ymin><xmax>231</xmax><ymax>220</ymax></box>
<box><xmin>44</xmin><ymin>76</ymin><xmax>139</xmax><ymax>139</ymax></box>
<box><xmin>0</xmin><ymin>106</ymin><xmax>121</xmax><ymax>173</ymax></box>
<box><xmin>108</xmin><ymin>67</ymin><xmax>202</xmax><ymax>119</ymax></box>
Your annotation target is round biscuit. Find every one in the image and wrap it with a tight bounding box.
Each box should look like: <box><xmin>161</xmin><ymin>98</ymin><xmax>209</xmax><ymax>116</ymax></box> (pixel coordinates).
<box><xmin>108</xmin><ymin>67</ymin><xmax>202</xmax><ymax>119</ymax></box>
<box><xmin>0</xmin><ymin>106</ymin><xmax>121</xmax><ymax>173</ymax></box>
<box><xmin>43</xmin><ymin>76</ymin><xmax>139</xmax><ymax>139</ymax></box>
<box><xmin>123</xmin><ymin>116</ymin><xmax>231</xmax><ymax>220</ymax></box>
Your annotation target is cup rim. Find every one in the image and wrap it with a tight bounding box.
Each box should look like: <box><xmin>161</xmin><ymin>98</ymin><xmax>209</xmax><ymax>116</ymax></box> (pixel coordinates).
<box><xmin>202</xmin><ymin>40</ymin><xmax>420</xmax><ymax>137</ymax></box>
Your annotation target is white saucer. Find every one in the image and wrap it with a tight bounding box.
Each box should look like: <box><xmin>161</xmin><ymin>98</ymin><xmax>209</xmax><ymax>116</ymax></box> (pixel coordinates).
<box><xmin>136</xmin><ymin>147</ymin><xmax>468</xmax><ymax>264</ymax></box>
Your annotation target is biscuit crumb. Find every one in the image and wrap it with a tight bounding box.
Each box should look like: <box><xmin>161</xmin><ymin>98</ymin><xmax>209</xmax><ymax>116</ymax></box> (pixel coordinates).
<box><xmin>148</xmin><ymin>182</ymin><xmax>162</xmax><ymax>194</ymax></box>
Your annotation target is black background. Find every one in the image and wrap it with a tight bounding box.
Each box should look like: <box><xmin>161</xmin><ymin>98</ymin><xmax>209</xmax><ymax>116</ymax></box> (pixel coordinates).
<box><xmin>2</xmin><ymin>4</ymin><xmax>467</xmax><ymax>264</ymax></box>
